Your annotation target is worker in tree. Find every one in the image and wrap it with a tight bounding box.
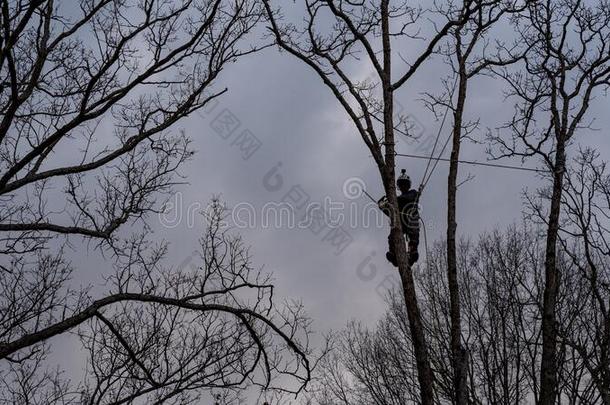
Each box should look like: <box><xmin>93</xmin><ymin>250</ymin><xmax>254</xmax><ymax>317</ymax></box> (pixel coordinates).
<box><xmin>378</xmin><ymin>169</ymin><xmax>420</xmax><ymax>267</ymax></box>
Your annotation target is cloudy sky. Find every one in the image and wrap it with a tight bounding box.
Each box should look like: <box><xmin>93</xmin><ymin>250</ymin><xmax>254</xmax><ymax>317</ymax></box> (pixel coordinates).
<box><xmin>136</xmin><ymin>37</ymin><xmax>610</xmax><ymax>339</ymax></box>
<box><xmin>14</xmin><ymin>7</ymin><xmax>603</xmax><ymax>404</ymax></box>
<box><xmin>6</xmin><ymin>3</ymin><xmax>610</xmax><ymax>404</ymax></box>
<box><xmin>60</xmin><ymin>2</ymin><xmax>610</xmax><ymax>348</ymax></box>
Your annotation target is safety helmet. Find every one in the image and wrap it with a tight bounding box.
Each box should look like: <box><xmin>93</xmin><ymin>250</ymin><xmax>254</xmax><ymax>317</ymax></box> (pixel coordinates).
<box><xmin>396</xmin><ymin>169</ymin><xmax>411</xmax><ymax>187</ymax></box>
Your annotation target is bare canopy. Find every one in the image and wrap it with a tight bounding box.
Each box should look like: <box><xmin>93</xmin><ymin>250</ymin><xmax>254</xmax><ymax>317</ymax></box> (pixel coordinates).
<box><xmin>0</xmin><ymin>1</ymin><xmax>310</xmax><ymax>403</ymax></box>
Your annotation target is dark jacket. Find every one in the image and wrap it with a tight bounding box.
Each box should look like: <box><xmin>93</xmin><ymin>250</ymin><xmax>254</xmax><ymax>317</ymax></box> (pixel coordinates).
<box><xmin>380</xmin><ymin>190</ymin><xmax>420</xmax><ymax>234</ymax></box>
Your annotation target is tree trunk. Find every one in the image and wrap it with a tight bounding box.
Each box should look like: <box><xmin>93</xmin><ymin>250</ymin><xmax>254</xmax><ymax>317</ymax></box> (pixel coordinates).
<box><xmin>380</xmin><ymin>1</ymin><xmax>435</xmax><ymax>403</ymax></box>
<box><xmin>447</xmin><ymin>70</ymin><xmax>468</xmax><ymax>405</ymax></box>
<box><xmin>538</xmin><ymin>140</ymin><xmax>566</xmax><ymax>405</ymax></box>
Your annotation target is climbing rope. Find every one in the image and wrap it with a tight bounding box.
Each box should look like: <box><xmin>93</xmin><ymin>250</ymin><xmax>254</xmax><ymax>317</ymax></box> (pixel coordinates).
<box><xmin>400</xmin><ymin>75</ymin><xmax>545</xmax><ymax>193</ymax></box>
<box><xmin>412</xmin><ymin>77</ymin><xmax>457</xmax><ymax>266</ymax></box>
<box><xmin>358</xmin><ymin>75</ymin><xmax>545</xmax><ymax>268</ymax></box>
<box><xmin>419</xmin><ymin>75</ymin><xmax>459</xmax><ymax>192</ymax></box>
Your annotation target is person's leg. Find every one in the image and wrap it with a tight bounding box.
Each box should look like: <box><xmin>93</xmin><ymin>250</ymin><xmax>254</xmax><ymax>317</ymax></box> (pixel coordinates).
<box><xmin>407</xmin><ymin>231</ymin><xmax>420</xmax><ymax>266</ymax></box>
<box><xmin>386</xmin><ymin>233</ymin><xmax>397</xmax><ymax>266</ymax></box>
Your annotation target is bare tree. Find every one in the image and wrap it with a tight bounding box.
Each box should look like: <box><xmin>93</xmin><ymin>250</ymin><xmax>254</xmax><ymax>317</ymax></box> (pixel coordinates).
<box><xmin>420</xmin><ymin>228</ymin><xmax>547</xmax><ymax>404</ymax></box>
<box><xmin>557</xmin><ymin>149</ymin><xmax>610</xmax><ymax>404</ymax></box>
<box><xmin>305</xmin><ymin>224</ymin><xmax>608</xmax><ymax>404</ymax></box>
<box><xmin>489</xmin><ymin>2</ymin><xmax>610</xmax><ymax>403</ymax></box>
<box><xmin>1</xmin><ymin>200</ymin><xmax>312</xmax><ymax>404</ymax></box>
<box><xmin>0</xmin><ymin>1</ymin><xmax>311</xmax><ymax>402</ymax></box>
<box><xmin>421</xmin><ymin>1</ymin><xmax>526</xmax><ymax>401</ymax></box>
<box><xmin>0</xmin><ymin>0</ymin><xmax>265</xmax><ymax>251</ymax></box>
<box><xmin>260</xmin><ymin>1</ymin><xmax>495</xmax><ymax>402</ymax></box>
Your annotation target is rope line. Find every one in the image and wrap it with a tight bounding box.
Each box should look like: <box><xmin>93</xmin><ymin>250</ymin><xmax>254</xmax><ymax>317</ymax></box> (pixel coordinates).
<box><xmin>420</xmin><ymin>75</ymin><xmax>459</xmax><ymax>190</ymax></box>
<box><xmin>359</xmin><ymin>75</ymin><xmax>541</xmax><ymax>269</ymax></box>
<box><xmin>421</xmin><ymin>107</ymin><xmax>448</xmax><ymax>183</ymax></box>
<box><xmin>420</xmin><ymin>132</ymin><xmax>452</xmax><ymax>189</ymax></box>
<box><xmin>396</xmin><ymin>153</ymin><xmax>546</xmax><ymax>173</ymax></box>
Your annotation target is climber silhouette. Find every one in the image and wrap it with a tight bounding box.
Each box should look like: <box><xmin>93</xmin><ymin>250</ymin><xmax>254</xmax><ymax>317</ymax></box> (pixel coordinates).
<box><xmin>378</xmin><ymin>169</ymin><xmax>420</xmax><ymax>267</ymax></box>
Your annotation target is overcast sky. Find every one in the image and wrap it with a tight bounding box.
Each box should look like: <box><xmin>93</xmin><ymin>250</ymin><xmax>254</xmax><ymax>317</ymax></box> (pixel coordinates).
<box><xmin>125</xmin><ymin>39</ymin><xmax>609</xmax><ymax>339</ymax></box>
<box><xmin>30</xmin><ymin>7</ymin><xmax>608</xmax><ymax>401</ymax></box>
<box><xmin>57</xmin><ymin>5</ymin><xmax>610</xmax><ymax>356</ymax></box>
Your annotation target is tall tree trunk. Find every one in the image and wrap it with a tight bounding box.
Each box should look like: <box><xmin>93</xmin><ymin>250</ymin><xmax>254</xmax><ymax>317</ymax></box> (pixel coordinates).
<box><xmin>447</xmin><ymin>68</ymin><xmax>468</xmax><ymax>405</ymax></box>
<box><xmin>538</xmin><ymin>140</ymin><xmax>566</xmax><ymax>405</ymax></box>
<box><xmin>380</xmin><ymin>1</ymin><xmax>435</xmax><ymax>403</ymax></box>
